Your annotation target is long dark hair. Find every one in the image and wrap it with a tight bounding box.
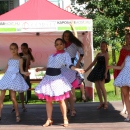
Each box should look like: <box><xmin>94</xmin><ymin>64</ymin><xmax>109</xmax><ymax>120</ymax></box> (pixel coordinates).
<box><xmin>21</xmin><ymin>43</ymin><xmax>35</xmax><ymax>62</ymax></box>
<box><xmin>62</xmin><ymin>30</ymin><xmax>83</xmax><ymax>47</ymax></box>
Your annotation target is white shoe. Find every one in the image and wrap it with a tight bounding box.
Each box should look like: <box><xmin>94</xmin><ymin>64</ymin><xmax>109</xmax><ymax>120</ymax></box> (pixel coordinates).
<box><xmin>124</xmin><ymin>117</ymin><xmax>130</xmax><ymax>122</ymax></box>
<box><xmin>120</xmin><ymin>109</ymin><xmax>128</xmax><ymax>114</ymax></box>
<box><xmin>124</xmin><ymin>115</ymin><xmax>130</xmax><ymax>122</ymax></box>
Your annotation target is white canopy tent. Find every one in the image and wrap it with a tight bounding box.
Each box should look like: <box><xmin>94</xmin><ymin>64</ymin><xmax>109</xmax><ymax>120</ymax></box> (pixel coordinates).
<box><xmin>0</xmin><ymin>0</ymin><xmax>94</xmax><ymax>100</ymax></box>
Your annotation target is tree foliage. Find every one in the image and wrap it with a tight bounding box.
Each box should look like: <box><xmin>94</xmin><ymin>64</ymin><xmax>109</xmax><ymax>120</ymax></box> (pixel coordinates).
<box><xmin>73</xmin><ymin>0</ymin><xmax>130</xmax><ymax>49</ymax></box>
<box><xmin>0</xmin><ymin>1</ymin><xmax>9</xmax><ymax>15</ymax></box>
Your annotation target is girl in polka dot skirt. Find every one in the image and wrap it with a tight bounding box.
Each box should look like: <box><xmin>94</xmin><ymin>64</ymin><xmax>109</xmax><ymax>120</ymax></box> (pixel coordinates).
<box><xmin>114</xmin><ymin>33</ymin><xmax>130</xmax><ymax>114</ymax></box>
<box><xmin>11</xmin><ymin>43</ymin><xmax>35</xmax><ymax>112</ymax></box>
<box><xmin>85</xmin><ymin>41</ymin><xmax>109</xmax><ymax>110</ymax></box>
<box><xmin>35</xmin><ymin>38</ymin><xmax>84</xmax><ymax>127</ymax></box>
<box><xmin>0</xmin><ymin>43</ymin><xmax>30</xmax><ymax>122</ymax></box>
<box><xmin>61</xmin><ymin>22</ymin><xmax>86</xmax><ymax>117</ymax></box>
<box><xmin>108</xmin><ymin>46</ymin><xmax>130</xmax><ymax>122</ymax></box>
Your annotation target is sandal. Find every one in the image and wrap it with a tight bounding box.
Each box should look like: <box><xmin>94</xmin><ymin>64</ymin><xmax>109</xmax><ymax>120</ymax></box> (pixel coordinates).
<box><xmin>16</xmin><ymin>115</ymin><xmax>21</xmax><ymax>122</ymax></box>
<box><xmin>63</xmin><ymin>118</ymin><xmax>69</xmax><ymax>127</ymax></box>
<box><xmin>104</xmin><ymin>103</ymin><xmax>108</xmax><ymax>110</ymax></box>
<box><xmin>124</xmin><ymin>115</ymin><xmax>130</xmax><ymax>122</ymax></box>
<box><xmin>71</xmin><ymin>109</ymin><xmax>76</xmax><ymax>117</ymax></box>
<box><xmin>43</xmin><ymin>119</ymin><xmax>53</xmax><ymax>127</ymax></box>
<box><xmin>82</xmin><ymin>94</ymin><xmax>86</xmax><ymax>102</ymax></box>
<box><xmin>120</xmin><ymin>110</ymin><xmax>128</xmax><ymax>114</ymax></box>
<box><xmin>97</xmin><ymin>103</ymin><xmax>104</xmax><ymax>109</ymax></box>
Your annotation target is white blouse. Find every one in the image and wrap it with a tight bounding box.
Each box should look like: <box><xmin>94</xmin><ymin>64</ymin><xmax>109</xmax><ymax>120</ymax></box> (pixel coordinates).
<box><xmin>47</xmin><ymin>52</ymin><xmax>72</xmax><ymax>69</ymax></box>
<box><xmin>65</xmin><ymin>43</ymin><xmax>84</xmax><ymax>58</ymax></box>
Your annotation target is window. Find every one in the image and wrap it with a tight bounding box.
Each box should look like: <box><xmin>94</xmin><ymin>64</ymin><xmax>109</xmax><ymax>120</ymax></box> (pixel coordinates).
<box><xmin>0</xmin><ymin>0</ymin><xmax>9</xmax><ymax>15</ymax></box>
<box><xmin>48</xmin><ymin>0</ymin><xmax>59</xmax><ymax>6</ymax></box>
<box><xmin>71</xmin><ymin>0</ymin><xmax>76</xmax><ymax>5</ymax></box>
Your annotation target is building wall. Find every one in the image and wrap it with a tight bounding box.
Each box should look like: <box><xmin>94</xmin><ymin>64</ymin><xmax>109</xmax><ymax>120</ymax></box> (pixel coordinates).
<box><xmin>13</xmin><ymin>0</ymin><xmax>19</xmax><ymax>8</ymax></box>
<box><xmin>49</xmin><ymin>0</ymin><xmax>72</xmax><ymax>11</ymax></box>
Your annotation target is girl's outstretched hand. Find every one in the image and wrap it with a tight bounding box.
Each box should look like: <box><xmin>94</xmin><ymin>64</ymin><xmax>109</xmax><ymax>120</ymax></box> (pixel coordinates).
<box><xmin>75</xmin><ymin>68</ymin><xmax>85</xmax><ymax>74</ymax></box>
<box><xmin>76</xmin><ymin>62</ymin><xmax>80</xmax><ymax>68</ymax></box>
<box><xmin>24</xmin><ymin>72</ymin><xmax>30</xmax><ymax>76</ymax></box>
<box><xmin>107</xmin><ymin>66</ymin><xmax>112</xmax><ymax>69</ymax></box>
<box><xmin>70</xmin><ymin>21</ymin><xmax>74</xmax><ymax>27</ymax></box>
<box><xmin>36</xmin><ymin>68</ymin><xmax>40</xmax><ymax>72</ymax></box>
<box><xmin>84</xmin><ymin>69</ymin><xmax>87</xmax><ymax>73</ymax></box>
<box><xmin>24</xmin><ymin>75</ymin><xmax>27</xmax><ymax>79</ymax></box>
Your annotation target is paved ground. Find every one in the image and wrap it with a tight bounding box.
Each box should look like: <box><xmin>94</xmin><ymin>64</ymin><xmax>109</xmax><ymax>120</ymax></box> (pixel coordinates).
<box><xmin>0</xmin><ymin>101</ymin><xmax>130</xmax><ymax>130</ymax></box>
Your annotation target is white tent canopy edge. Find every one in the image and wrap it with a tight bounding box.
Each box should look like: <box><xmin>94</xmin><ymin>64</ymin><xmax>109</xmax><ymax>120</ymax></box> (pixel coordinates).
<box><xmin>0</xmin><ymin>19</ymin><xmax>92</xmax><ymax>33</ymax></box>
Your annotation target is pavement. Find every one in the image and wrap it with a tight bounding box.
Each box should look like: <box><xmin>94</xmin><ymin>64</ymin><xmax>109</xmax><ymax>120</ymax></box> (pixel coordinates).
<box><xmin>0</xmin><ymin>101</ymin><xmax>130</xmax><ymax>130</ymax></box>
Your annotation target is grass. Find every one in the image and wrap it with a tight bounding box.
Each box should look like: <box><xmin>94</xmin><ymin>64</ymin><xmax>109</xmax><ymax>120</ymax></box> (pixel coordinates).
<box><xmin>3</xmin><ymin>79</ymin><xmax>121</xmax><ymax>104</ymax></box>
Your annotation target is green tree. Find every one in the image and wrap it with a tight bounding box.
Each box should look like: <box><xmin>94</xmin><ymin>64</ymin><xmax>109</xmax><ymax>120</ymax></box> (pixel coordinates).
<box><xmin>72</xmin><ymin>0</ymin><xmax>130</xmax><ymax>95</ymax></box>
<box><xmin>0</xmin><ymin>1</ymin><xmax>9</xmax><ymax>15</ymax></box>
<box><xmin>74</xmin><ymin>0</ymin><xmax>130</xmax><ymax>49</ymax></box>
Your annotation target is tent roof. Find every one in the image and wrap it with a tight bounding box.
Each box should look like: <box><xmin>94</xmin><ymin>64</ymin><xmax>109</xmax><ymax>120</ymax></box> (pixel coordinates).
<box><xmin>0</xmin><ymin>0</ymin><xmax>87</xmax><ymax>20</ymax></box>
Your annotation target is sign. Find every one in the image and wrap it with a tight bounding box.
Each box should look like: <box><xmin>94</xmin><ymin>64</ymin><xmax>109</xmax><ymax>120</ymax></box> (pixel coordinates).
<box><xmin>0</xmin><ymin>20</ymin><xmax>93</xmax><ymax>33</ymax></box>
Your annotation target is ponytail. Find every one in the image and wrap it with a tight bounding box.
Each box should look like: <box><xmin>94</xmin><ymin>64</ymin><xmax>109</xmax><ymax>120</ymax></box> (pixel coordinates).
<box><xmin>28</xmin><ymin>48</ymin><xmax>35</xmax><ymax>62</ymax></box>
<box><xmin>62</xmin><ymin>30</ymin><xmax>83</xmax><ymax>47</ymax></box>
